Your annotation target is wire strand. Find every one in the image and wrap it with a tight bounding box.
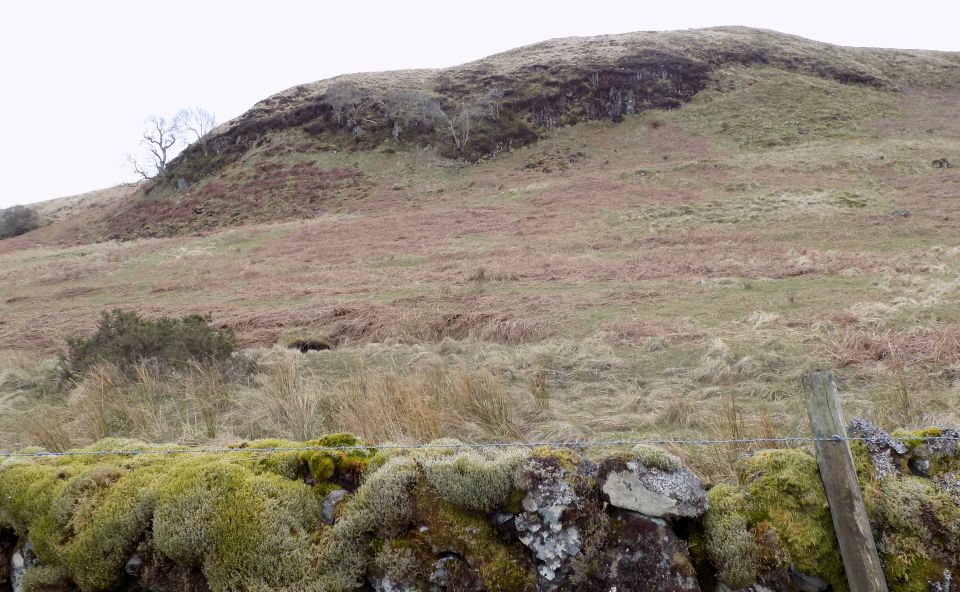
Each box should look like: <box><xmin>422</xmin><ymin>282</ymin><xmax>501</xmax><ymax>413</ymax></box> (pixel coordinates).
<box><xmin>2</xmin><ymin>435</ymin><xmax>957</xmax><ymax>459</ymax></box>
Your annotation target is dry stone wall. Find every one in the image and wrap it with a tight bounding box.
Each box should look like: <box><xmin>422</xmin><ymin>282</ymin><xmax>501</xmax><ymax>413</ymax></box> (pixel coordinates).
<box><xmin>1</xmin><ymin>422</ymin><xmax>958</xmax><ymax>592</ymax></box>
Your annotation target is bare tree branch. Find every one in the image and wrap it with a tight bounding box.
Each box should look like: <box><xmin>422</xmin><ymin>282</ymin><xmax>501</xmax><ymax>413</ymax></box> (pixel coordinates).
<box><xmin>174</xmin><ymin>107</ymin><xmax>217</xmax><ymax>155</ymax></box>
<box><xmin>127</xmin><ymin>116</ymin><xmax>179</xmax><ymax>183</ymax></box>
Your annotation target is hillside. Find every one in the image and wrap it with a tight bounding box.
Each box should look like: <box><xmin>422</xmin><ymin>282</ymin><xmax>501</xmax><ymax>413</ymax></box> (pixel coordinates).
<box><xmin>1</xmin><ymin>26</ymin><xmax>960</xmax><ymax>462</ymax></box>
<box><xmin>7</xmin><ymin>26</ymin><xmax>959</xmax><ymax>242</ymax></box>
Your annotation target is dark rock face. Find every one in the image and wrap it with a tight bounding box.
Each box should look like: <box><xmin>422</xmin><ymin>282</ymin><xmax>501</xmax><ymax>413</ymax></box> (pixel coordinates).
<box><xmin>167</xmin><ymin>28</ymin><xmax>909</xmax><ymax>187</ymax></box>
<box><xmin>0</xmin><ymin>529</ymin><xmax>15</xmax><ymax>592</ymax></box>
<box><xmin>133</xmin><ymin>542</ymin><xmax>209</xmax><ymax>592</ymax></box>
<box><xmin>429</xmin><ymin>556</ymin><xmax>484</xmax><ymax>592</ymax></box>
<box><xmin>788</xmin><ymin>567</ymin><xmax>831</xmax><ymax>592</ymax></box>
<box><xmin>604</xmin><ymin>511</ymin><xmax>700</xmax><ymax>592</ymax></box>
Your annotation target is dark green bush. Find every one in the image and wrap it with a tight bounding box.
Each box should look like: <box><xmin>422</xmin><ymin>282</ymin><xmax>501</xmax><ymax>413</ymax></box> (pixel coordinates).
<box><xmin>0</xmin><ymin>205</ymin><xmax>40</xmax><ymax>239</ymax></box>
<box><xmin>62</xmin><ymin>309</ymin><xmax>236</xmax><ymax>378</ymax></box>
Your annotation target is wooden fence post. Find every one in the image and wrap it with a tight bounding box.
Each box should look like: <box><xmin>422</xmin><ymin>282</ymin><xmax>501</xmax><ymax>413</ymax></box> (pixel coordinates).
<box><xmin>801</xmin><ymin>369</ymin><xmax>888</xmax><ymax>592</ymax></box>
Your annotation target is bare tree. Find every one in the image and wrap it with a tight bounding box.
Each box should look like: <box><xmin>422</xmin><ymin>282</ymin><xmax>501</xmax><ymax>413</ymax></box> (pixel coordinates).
<box><xmin>174</xmin><ymin>107</ymin><xmax>217</xmax><ymax>154</ymax></box>
<box><xmin>384</xmin><ymin>88</ymin><xmax>481</xmax><ymax>153</ymax></box>
<box><xmin>326</xmin><ymin>82</ymin><xmax>382</xmax><ymax>135</ymax></box>
<box><xmin>437</xmin><ymin>101</ymin><xmax>480</xmax><ymax>152</ymax></box>
<box><xmin>127</xmin><ymin>116</ymin><xmax>179</xmax><ymax>183</ymax></box>
<box><xmin>384</xmin><ymin>89</ymin><xmax>444</xmax><ymax>139</ymax></box>
<box><xmin>480</xmin><ymin>85</ymin><xmax>505</xmax><ymax>120</ymax></box>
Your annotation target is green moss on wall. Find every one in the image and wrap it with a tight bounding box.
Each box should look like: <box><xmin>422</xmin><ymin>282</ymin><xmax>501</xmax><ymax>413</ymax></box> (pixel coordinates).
<box><xmin>704</xmin><ymin>483</ymin><xmax>759</xmax><ymax>588</ymax></box>
<box><xmin>872</xmin><ymin>476</ymin><xmax>960</xmax><ymax>591</ymax></box>
<box><xmin>0</xmin><ymin>438</ymin><xmax>363</xmax><ymax>592</ymax></box>
<box><xmin>422</xmin><ymin>449</ymin><xmax>528</xmax><ymax>512</ymax></box>
<box><xmin>738</xmin><ymin>449</ymin><xmax>846</xmax><ymax>589</ymax></box>
<box><xmin>21</xmin><ymin>565</ymin><xmax>73</xmax><ymax>592</ymax></box>
<box><xmin>412</xmin><ymin>484</ymin><xmax>536</xmax><ymax>592</ymax></box>
<box><xmin>4</xmin><ymin>435</ymin><xmax>958</xmax><ymax>592</ymax></box>
<box><xmin>703</xmin><ymin>449</ymin><xmax>847</xmax><ymax>590</ymax></box>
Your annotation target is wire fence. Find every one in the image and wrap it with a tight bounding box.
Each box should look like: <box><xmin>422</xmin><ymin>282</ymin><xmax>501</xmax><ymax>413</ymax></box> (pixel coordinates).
<box><xmin>2</xmin><ymin>434</ymin><xmax>958</xmax><ymax>459</ymax></box>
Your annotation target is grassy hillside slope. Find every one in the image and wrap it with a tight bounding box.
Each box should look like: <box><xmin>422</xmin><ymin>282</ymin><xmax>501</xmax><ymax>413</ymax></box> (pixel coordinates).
<box><xmin>1</xmin><ymin>28</ymin><xmax>959</xmax><ymax>468</ymax></box>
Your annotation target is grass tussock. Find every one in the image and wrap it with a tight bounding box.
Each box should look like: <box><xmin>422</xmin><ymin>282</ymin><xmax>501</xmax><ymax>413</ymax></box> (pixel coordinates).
<box><xmin>336</xmin><ymin>365</ymin><xmax>529</xmax><ymax>443</ymax></box>
<box><xmin>243</xmin><ymin>350</ymin><xmax>332</xmax><ymax>441</ymax></box>
<box><xmin>7</xmin><ymin>361</ymin><xmax>238</xmax><ymax>451</ymax></box>
<box><xmin>824</xmin><ymin>325</ymin><xmax>960</xmax><ymax>369</ymax></box>
<box><xmin>0</xmin><ymin>347</ymin><xmax>541</xmax><ymax>452</ymax></box>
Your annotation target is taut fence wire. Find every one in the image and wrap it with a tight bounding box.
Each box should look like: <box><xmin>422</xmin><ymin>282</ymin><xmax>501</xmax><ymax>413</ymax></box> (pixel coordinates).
<box><xmin>3</xmin><ymin>434</ymin><xmax>958</xmax><ymax>459</ymax></box>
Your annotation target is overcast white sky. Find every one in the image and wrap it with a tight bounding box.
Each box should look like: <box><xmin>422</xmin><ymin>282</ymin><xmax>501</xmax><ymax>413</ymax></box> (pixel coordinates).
<box><xmin>1</xmin><ymin>0</ymin><xmax>958</xmax><ymax>208</ymax></box>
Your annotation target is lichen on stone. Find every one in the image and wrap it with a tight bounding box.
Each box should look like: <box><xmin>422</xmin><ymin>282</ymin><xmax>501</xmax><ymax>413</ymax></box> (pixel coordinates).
<box><xmin>513</xmin><ymin>449</ymin><xmax>586</xmax><ymax>585</ymax></box>
<box><xmin>598</xmin><ymin>452</ymin><xmax>707</xmax><ymax>519</ymax></box>
<box><xmin>848</xmin><ymin>418</ymin><xmax>908</xmax><ymax>480</ymax></box>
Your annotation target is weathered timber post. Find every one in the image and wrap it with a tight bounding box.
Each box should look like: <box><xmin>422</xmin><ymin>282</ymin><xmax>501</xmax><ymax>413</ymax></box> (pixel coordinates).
<box><xmin>801</xmin><ymin>370</ymin><xmax>888</xmax><ymax>592</ymax></box>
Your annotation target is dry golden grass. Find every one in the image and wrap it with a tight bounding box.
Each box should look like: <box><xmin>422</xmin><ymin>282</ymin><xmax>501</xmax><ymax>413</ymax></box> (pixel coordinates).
<box><xmin>239</xmin><ymin>349</ymin><xmax>331</xmax><ymax>441</ymax></box>
<box><xmin>334</xmin><ymin>363</ymin><xmax>535</xmax><ymax>443</ymax></box>
<box><xmin>823</xmin><ymin>325</ymin><xmax>960</xmax><ymax>369</ymax></box>
<box><xmin>0</xmin><ymin>348</ymin><xmax>543</xmax><ymax>451</ymax></box>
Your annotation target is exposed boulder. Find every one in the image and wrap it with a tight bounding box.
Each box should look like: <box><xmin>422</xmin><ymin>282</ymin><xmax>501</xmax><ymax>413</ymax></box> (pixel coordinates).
<box><xmin>598</xmin><ymin>446</ymin><xmax>707</xmax><ymax>519</ymax></box>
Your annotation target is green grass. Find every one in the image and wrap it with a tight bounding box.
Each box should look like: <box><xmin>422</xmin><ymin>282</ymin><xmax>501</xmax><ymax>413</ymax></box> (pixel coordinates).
<box><xmin>672</xmin><ymin>66</ymin><xmax>896</xmax><ymax>148</ymax></box>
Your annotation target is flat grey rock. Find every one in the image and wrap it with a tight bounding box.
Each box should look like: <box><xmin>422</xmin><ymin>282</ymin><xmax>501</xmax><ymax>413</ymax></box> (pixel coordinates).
<box><xmin>601</xmin><ymin>460</ymin><xmax>707</xmax><ymax>518</ymax></box>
